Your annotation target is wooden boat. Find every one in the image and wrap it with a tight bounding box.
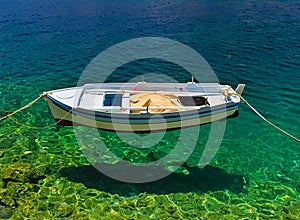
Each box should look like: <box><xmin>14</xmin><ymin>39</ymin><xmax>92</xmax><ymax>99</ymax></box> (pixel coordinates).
<box><xmin>44</xmin><ymin>81</ymin><xmax>245</xmax><ymax>132</ymax></box>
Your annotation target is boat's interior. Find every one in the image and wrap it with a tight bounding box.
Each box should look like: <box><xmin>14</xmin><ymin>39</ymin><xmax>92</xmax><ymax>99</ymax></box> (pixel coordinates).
<box><xmin>80</xmin><ymin>91</ymin><xmax>221</xmax><ymax>114</ymax></box>
<box><xmin>50</xmin><ymin>82</ymin><xmax>241</xmax><ymax>114</ymax></box>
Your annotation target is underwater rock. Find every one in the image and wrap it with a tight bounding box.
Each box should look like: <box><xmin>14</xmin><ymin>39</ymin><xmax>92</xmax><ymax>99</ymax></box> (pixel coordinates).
<box><xmin>0</xmin><ymin>181</ymin><xmax>38</xmax><ymax>207</ymax></box>
<box><xmin>163</xmin><ymin>203</ymin><xmax>177</xmax><ymax>215</ymax></box>
<box><xmin>0</xmin><ymin>189</ymin><xmax>16</xmax><ymax>207</ymax></box>
<box><xmin>209</xmin><ymin>191</ymin><xmax>231</xmax><ymax>204</ymax></box>
<box><xmin>64</xmin><ymin>194</ymin><xmax>77</xmax><ymax>205</ymax></box>
<box><xmin>57</xmin><ymin>202</ymin><xmax>74</xmax><ymax>218</ymax></box>
<box><xmin>204</xmin><ymin>197</ymin><xmax>223</xmax><ymax>212</ymax></box>
<box><xmin>0</xmin><ymin>182</ymin><xmax>19</xmax><ymax>207</ymax></box>
<box><xmin>0</xmin><ymin>163</ymin><xmax>46</xmax><ymax>209</ymax></box>
<box><xmin>236</xmin><ymin>203</ymin><xmax>256</xmax><ymax>214</ymax></box>
<box><xmin>136</xmin><ymin>194</ymin><xmax>156</xmax><ymax>208</ymax></box>
<box><xmin>0</xmin><ymin>150</ymin><xmax>4</xmax><ymax>158</ymax></box>
<box><xmin>108</xmin><ymin>208</ymin><xmax>125</xmax><ymax>220</ymax></box>
<box><xmin>2</xmin><ymin>163</ymin><xmax>30</xmax><ymax>182</ymax></box>
<box><xmin>2</xmin><ymin>162</ymin><xmax>47</xmax><ymax>184</ymax></box>
<box><xmin>83</xmin><ymin>198</ymin><xmax>94</xmax><ymax>209</ymax></box>
<box><xmin>0</xmin><ymin>205</ymin><xmax>14</xmax><ymax>219</ymax></box>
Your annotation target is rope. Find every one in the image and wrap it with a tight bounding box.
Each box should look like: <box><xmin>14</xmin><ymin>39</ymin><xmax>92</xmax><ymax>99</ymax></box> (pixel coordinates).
<box><xmin>7</xmin><ymin>111</ymin><xmax>72</xmax><ymax>130</ymax></box>
<box><xmin>0</xmin><ymin>93</ymin><xmax>45</xmax><ymax>122</ymax></box>
<box><xmin>233</xmin><ymin>92</ymin><xmax>299</xmax><ymax>143</ymax></box>
<box><xmin>0</xmin><ymin>92</ymin><xmax>72</xmax><ymax>129</ymax></box>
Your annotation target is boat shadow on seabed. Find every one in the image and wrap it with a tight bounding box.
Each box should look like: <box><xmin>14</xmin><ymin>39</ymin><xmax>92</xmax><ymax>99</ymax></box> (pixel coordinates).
<box><xmin>59</xmin><ymin>163</ymin><xmax>246</xmax><ymax>196</ymax></box>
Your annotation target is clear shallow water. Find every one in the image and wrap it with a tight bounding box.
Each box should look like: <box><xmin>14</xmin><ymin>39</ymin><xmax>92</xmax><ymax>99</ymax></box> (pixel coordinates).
<box><xmin>0</xmin><ymin>0</ymin><xmax>300</xmax><ymax>219</ymax></box>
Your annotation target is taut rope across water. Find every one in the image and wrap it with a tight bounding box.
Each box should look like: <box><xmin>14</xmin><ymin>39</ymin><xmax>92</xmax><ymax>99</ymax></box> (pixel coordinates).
<box><xmin>0</xmin><ymin>93</ymin><xmax>46</xmax><ymax>122</ymax></box>
<box><xmin>0</xmin><ymin>92</ymin><xmax>71</xmax><ymax>129</ymax></box>
<box><xmin>233</xmin><ymin>92</ymin><xmax>299</xmax><ymax>142</ymax></box>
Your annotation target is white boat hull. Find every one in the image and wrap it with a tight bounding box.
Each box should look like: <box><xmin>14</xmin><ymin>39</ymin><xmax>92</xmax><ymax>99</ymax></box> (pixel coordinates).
<box><xmin>44</xmin><ymin>82</ymin><xmax>242</xmax><ymax>132</ymax></box>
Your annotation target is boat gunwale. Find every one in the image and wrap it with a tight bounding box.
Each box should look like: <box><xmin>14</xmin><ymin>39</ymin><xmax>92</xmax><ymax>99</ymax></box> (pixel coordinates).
<box><xmin>45</xmin><ymin>94</ymin><xmax>239</xmax><ymax>124</ymax></box>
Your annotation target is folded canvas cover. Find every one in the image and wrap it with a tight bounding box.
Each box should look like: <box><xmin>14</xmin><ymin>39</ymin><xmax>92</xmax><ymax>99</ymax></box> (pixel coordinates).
<box><xmin>130</xmin><ymin>92</ymin><xmax>184</xmax><ymax>113</ymax></box>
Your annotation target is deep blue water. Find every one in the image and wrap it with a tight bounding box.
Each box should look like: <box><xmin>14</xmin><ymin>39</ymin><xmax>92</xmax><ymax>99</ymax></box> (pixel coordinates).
<box><xmin>0</xmin><ymin>0</ymin><xmax>300</xmax><ymax>218</ymax></box>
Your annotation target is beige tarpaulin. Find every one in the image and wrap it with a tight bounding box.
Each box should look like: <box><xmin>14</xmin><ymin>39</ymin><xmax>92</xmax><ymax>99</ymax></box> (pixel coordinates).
<box><xmin>130</xmin><ymin>92</ymin><xmax>184</xmax><ymax>113</ymax></box>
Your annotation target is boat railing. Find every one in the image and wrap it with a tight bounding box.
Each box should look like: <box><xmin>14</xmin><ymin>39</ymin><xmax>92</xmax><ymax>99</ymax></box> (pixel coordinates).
<box><xmin>83</xmin><ymin>89</ymin><xmax>221</xmax><ymax>96</ymax></box>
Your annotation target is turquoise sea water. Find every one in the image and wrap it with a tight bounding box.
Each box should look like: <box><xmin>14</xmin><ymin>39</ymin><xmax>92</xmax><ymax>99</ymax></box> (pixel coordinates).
<box><xmin>0</xmin><ymin>0</ymin><xmax>300</xmax><ymax>219</ymax></box>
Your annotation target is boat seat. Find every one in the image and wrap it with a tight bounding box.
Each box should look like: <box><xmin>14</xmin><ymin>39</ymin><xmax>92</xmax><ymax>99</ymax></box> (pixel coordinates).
<box><xmin>122</xmin><ymin>93</ymin><xmax>130</xmax><ymax>113</ymax></box>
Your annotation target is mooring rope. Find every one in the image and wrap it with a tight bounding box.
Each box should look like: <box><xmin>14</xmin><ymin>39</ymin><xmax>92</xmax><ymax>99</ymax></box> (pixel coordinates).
<box><xmin>7</xmin><ymin>111</ymin><xmax>72</xmax><ymax>130</ymax></box>
<box><xmin>233</xmin><ymin>92</ymin><xmax>299</xmax><ymax>143</ymax></box>
<box><xmin>0</xmin><ymin>92</ymin><xmax>72</xmax><ymax>129</ymax></box>
<box><xmin>0</xmin><ymin>93</ymin><xmax>46</xmax><ymax>122</ymax></box>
